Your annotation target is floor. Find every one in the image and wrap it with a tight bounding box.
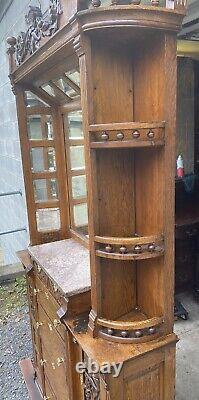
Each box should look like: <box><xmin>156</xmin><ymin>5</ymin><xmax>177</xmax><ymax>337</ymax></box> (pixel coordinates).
<box><xmin>175</xmin><ymin>292</ymin><xmax>199</xmax><ymax>400</ymax></box>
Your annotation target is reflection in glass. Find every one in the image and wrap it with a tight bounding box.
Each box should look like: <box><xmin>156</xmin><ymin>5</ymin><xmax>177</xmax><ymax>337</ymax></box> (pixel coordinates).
<box><xmin>70</xmin><ymin>146</ymin><xmax>85</xmax><ymax>170</ymax></box>
<box><xmin>56</xmin><ymin>78</ymin><xmax>79</xmax><ymax>99</ymax></box>
<box><xmin>73</xmin><ymin>203</ymin><xmax>88</xmax><ymax>227</ymax></box>
<box><xmin>30</xmin><ymin>147</ymin><xmax>56</xmax><ymax>172</ymax></box>
<box><xmin>36</xmin><ymin>208</ymin><xmax>60</xmax><ymax>232</ymax></box>
<box><xmin>25</xmin><ymin>91</ymin><xmax>49</xmax><ymax>107</ymax></box>
<box><xmin>65</xmin><ymin>70</ymin><xmax>80</xmax><ymax>87</ymax></box>
<box><xmin>72</xmin><ymin>175</ymin><xmax>87</xmax><ymax>199</ymax></box>
<box><xmin>33</xmin><ymin>179</ymin><xmax>58</xmax><ymax>202</ymax></box>
<box><xmin>42</xmin><ymin>84</ymin><xmax>55</xmax><ymax>97</ymax></box>
<box><xmin>27</xmin><ymin>115</ymin><xmax>54</xmax><ymax>140</ymax></box>
<box><xmin>68</xmin><ymin>110</ymin><xmax>83</xmax><ymax>138</ymax></box>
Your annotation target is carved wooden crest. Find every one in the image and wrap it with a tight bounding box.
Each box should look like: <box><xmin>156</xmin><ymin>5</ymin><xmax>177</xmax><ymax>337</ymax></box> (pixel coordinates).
<box><xmin>84</xmin><ymin>371</ymin><xmax>100</xmax><ymax>400</ymax></box>
<box><xmin>15</xmin><ymin>0</ymin><xmax>62</xmax><ymax>65</ymax></box>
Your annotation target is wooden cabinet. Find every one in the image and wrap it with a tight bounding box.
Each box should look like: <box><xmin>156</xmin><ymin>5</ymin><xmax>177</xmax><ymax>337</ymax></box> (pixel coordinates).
<box><xmin>12</xmin><ymin>2</ymin><xmax>187</xmax><ymax>400</ymax></box>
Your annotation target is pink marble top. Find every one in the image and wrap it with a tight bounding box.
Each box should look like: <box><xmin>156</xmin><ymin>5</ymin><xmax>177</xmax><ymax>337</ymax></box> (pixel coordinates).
<box><xmin>28</xmin><ymin>239</ymin><xmax>91</xmax><ymax>297</ymax></box>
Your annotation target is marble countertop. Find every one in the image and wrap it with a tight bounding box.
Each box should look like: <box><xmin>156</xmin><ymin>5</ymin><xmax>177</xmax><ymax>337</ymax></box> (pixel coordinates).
<box><xmin>28</xmin><ymin>239</ymin><xmax>91</xmax><ymax>297</ymax></box>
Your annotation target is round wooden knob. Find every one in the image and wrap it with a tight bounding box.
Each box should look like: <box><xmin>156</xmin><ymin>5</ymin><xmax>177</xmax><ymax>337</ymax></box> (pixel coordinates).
<box><xmin>117</xmin><ymin>132</ymin><xmax>124</xmax><ymax>140</ymax></box>
<box><xmin>147</xmin><ymin>130</ymin><xmax>155</xmax><ymax>139</ymax></box>
<box><xmin>92</xmin><ymin>0</ymin><xmax>101</xmax><ymax>6</ymax></box>
<box><xmin>135</xmin><ymin>330</ymin><xmax>142</xmax><ymax>338</ymax></box>
<box><xmin>134</xmin><ymin>245</ymin><xmax>142</xmax><ymax>254</ymax></box>
<box><xmin>120</xmin><ymin>245</ymin><xmax>127</xmax><ymax>254</ymax></box>
<box><xmin>107</xmin><ymin>328</ymin><xmax>114</xmax><ymax>335</ymax></box>
<box><xmin>148</xmin><ymin>243</ymin><xmax>156</xmax><ymax>252</ymax></box>
<box><xmin>105</xmin><ymin>244</ymin><xmax>113</xmax><ymax>253</ymax></box>
<box><xmin>101</xmin><ymin>131</ymin><xmax>109</xmax><ymax>141</ymax></box>
<box><xmin>121</xmin><ymin>331</ymin><xmax>128</xmax><ymax>338</ymax></box>
<box><xmin>148</xmin><ymin>327</ymin><xmax>156</xmax><ymax>335</ymax></box>
<box><xmin>132</xmin><ymin>130</ymin><xmax>140</xmax><ymax>139</ymax></box>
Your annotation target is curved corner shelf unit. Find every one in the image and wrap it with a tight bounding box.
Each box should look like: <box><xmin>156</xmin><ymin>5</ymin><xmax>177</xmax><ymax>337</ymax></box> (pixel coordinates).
<box><xmin>95</xmin><ymin>234</ymin><xmax>164</xmax><ymax>261</ymax></box>
<box><xmin>97</xmin><ymin>314</ymin><xmax>164</xmax><ymax>344</ymax></box>
<box><xmin>89</xmin><ymin>121</ymin><xmax>165</xmax><ymax>149</ymax></box>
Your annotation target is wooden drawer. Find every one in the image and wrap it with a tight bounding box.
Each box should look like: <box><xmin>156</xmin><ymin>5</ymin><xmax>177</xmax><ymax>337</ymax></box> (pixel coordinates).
<box><xmin>38</xmin><ymin>304</ymin><xmax>66</xmax><ymax>362</ymax></box>
<box><xmin>33</xmin><ymin>346</ymin><xmax>43</xmax><ymax>392</ymax></box>
<box><xmin>42</xmin><ymin>344</ymin><xmax>70</xmax><ymax>400</ymax></box>
<box><xmin>35</xmin><ymin>277</ymin><xmax>66</xmax><ymax>340</ymax></box>
<box><xmin>45</xmin><ymin>376</ymin><xmax>57</xmax><ymax>400</ymax></box>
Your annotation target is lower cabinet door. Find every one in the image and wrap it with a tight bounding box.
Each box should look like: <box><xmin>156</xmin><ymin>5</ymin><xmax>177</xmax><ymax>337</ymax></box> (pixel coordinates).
<box><xmin>102</xmin><ymin>341</ymin><xmax>176</xmax><ymax>400</ymax></box>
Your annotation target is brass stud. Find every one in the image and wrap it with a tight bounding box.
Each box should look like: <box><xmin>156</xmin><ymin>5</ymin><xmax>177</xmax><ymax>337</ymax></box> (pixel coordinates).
<box><xmin>101</xmin><ymin>131</ymin><xmax>109</xmax><ymax>141</ymax></box>
<box><xmin>134</xmin><ymin>245</ymin><xmax>142</xmax><ymax>254</ymax></box>
<box><xmin>132</xmin><ymin>130</ymin><xmax>140</xmax><ymax>139</ymax></box>
<box><xmin>148</xmin><ymin>327</ymin><xmax>156</xmax><ymax>335</ymax></box>
<box><xmin>105</xmin><ymin>244</ymin><xmax>113</xmax><ymax>253</ymax></box>
<box><xmin>120</xmin><ymin>245</ymin><xmax>127</xmax><ymax>254</ymax></box>
<box><xmin>107</xmin><ymin>328</ymin><xmax>114</xmax><ymax>335</ymax></box>
<box><xmin>148</xmin><ymin>243</ymin><xmax>156</xmax><ymax>252</ymax></box>
<box><xmin>121</xmin><ymin>331</ymin><xmax>128</xmax><ymax>338</ymax></box>
<box><xmin>92</xmin><ymin>0</ymin><xmax>101</xmax><ymax>6</ymax></box>
<box><xmin>151</xmin><ymin>0</ymin><xmax>159</xmax><ymax>5</ymax></box>
<box><xmin>135</xmin><ymin>330</ymin><xmax>142</xmax><ymax>338</ymax></box>
<box><xmin>117</xmin><ymin>132</ymin><xmax>124</xmax><ymax>140</ymax></box>
<box><xmin>147</xmin><ymin>130</ymin><xmax>155</xmax><ymax>139</ymax></box>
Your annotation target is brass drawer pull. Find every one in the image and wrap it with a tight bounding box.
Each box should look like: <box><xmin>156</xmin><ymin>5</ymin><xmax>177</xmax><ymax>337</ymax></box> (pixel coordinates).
<box><xmin>36</xmin><ymin>321</ymin><xmax>43</xmax><ymax>329</ymax></box>
<box><xmin>40</xmin><ymin>359</ymin><xmax>46</xmax><ymax>366</ymax></box>
<box><xmin>51</xmin><ymin>362</ymin><xmax>56</xmax><ymax>370</ymax></box>
<box><xmin>45</xmin><ymin>291</ymin><xmax>49</xmax><ymax>300</ymax></box>
<box><xmin>33</xmin><ymin>288</ymin><xmax>40</xmax><ymax>296</ymax></box>
<box><xmin>57</xmin><ymin>357</ymin><xmax>64</xmax><ymax>367</ymax></box>
<box><xmin>53</xmin><ymin>319</ymin><xmax>61</xmax><ymax>328</ymax></box>
<box><xmin>48</xmin><ymin>323</ymin><xmax>53</xmax><ymax>331</ymax></box>
<box><xmin>51</xmin><ymin>357</ymin><xmax>64</xmax><ymax>369</ymax></box>
<box><xmin>44</xmin><ymin>397</ymin><xmax>51</xmax><ymax>400</ymax></box>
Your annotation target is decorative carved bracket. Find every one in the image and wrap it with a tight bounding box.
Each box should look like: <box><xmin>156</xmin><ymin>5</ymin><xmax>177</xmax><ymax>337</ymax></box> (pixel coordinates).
<box><xmin>7</xmin><ymin>0</ymin><xmax>63</xmax><ymax>67</ymax></box>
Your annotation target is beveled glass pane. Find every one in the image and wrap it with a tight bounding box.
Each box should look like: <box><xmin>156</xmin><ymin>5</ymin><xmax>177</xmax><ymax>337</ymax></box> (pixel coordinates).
<box><xmin>36</xmin><ymin>208</ymin><xmax>60</xmax><ymax>232</ymax></box>
<box><xmin>68</xmin><ymin>110</ymin><xmax>83</xmax><ymax>138</ymax></box>
<box><xmin>27</xmin><ymin>115</ymin><xmax>42</xmax><ymax>139</ymax></box>
<box><xmin>73</xmin><ymin>203</ymin><xmax>88</xmax><ymax>227</ymax></box>
<box><xmin>25</xmin><ymin>91</ymin><xmax>49</xmax><ymax>107</ymax></box>
<box><xmin>42</xmin><ymin>84</ymin><xmax>55</xmax><ymax>97</ymax></box>
<box><xmin>30</xmin><ymin>147</ymin><xmax>56</xmax><ymax>173</ymax></box>
<box><xmin>65</xmin><ymin>70</ymin><xmax>80</xmax><ymax>87</ymax></box>
<box><xmin>72</xmin><ymin>175</ymin><xmax>87</xmax><ymax>199</ymax></box>
<box><xmin>33</xmin><ymin>179</ymin><xmax>58</xmax><ymax>202</ymax></box>
<box><xmin>27</xmin><ymin>115</ymin><xmax>54</xmax><ymax>140</ymax></box>
<box><xmin>70</xmin><ymin>146</ymin><xmax>85</xmax><ymax>170</ymax></box>
<box><xmin>55</xmin><ymin>78</ymin><xmax>79</xmax><ymax>99</ymax></box>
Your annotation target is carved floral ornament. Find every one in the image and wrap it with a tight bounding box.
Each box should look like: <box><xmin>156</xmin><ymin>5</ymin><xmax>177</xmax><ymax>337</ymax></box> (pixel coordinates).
<box><xmin>84</xmin><ymin>371</ymin><xmax>100</xmax><ymax>400</ymax></box>
<box><xmin>7</xmin><ymin>0</ymin><xmax>63</xmax><ymax>66</ymax></box>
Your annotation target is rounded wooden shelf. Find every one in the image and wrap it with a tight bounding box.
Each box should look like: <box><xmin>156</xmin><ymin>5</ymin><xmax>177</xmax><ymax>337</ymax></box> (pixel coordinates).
<box><xmin>79</xmin><ymin>5</ymin><xmax>186</xmax><ymax>34</ymax></box>
<box><xmin>96</xmin><ymin>249</ymin><xmax>164</xmax><ymax>260</ymax></box>
<box><xmin>95</xmin><ymin>234</ymin><xmax>164</xmax><ymax>260</ymax></box>
<box><xmin>96</xmin><ymin>315</ymin><xmax>164</xmax><ymax>344</ymax></box>
<box><xmin>95</xmin><ymin>234</ymin><xmax>163</xmax><ymax>246</ymax></box>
